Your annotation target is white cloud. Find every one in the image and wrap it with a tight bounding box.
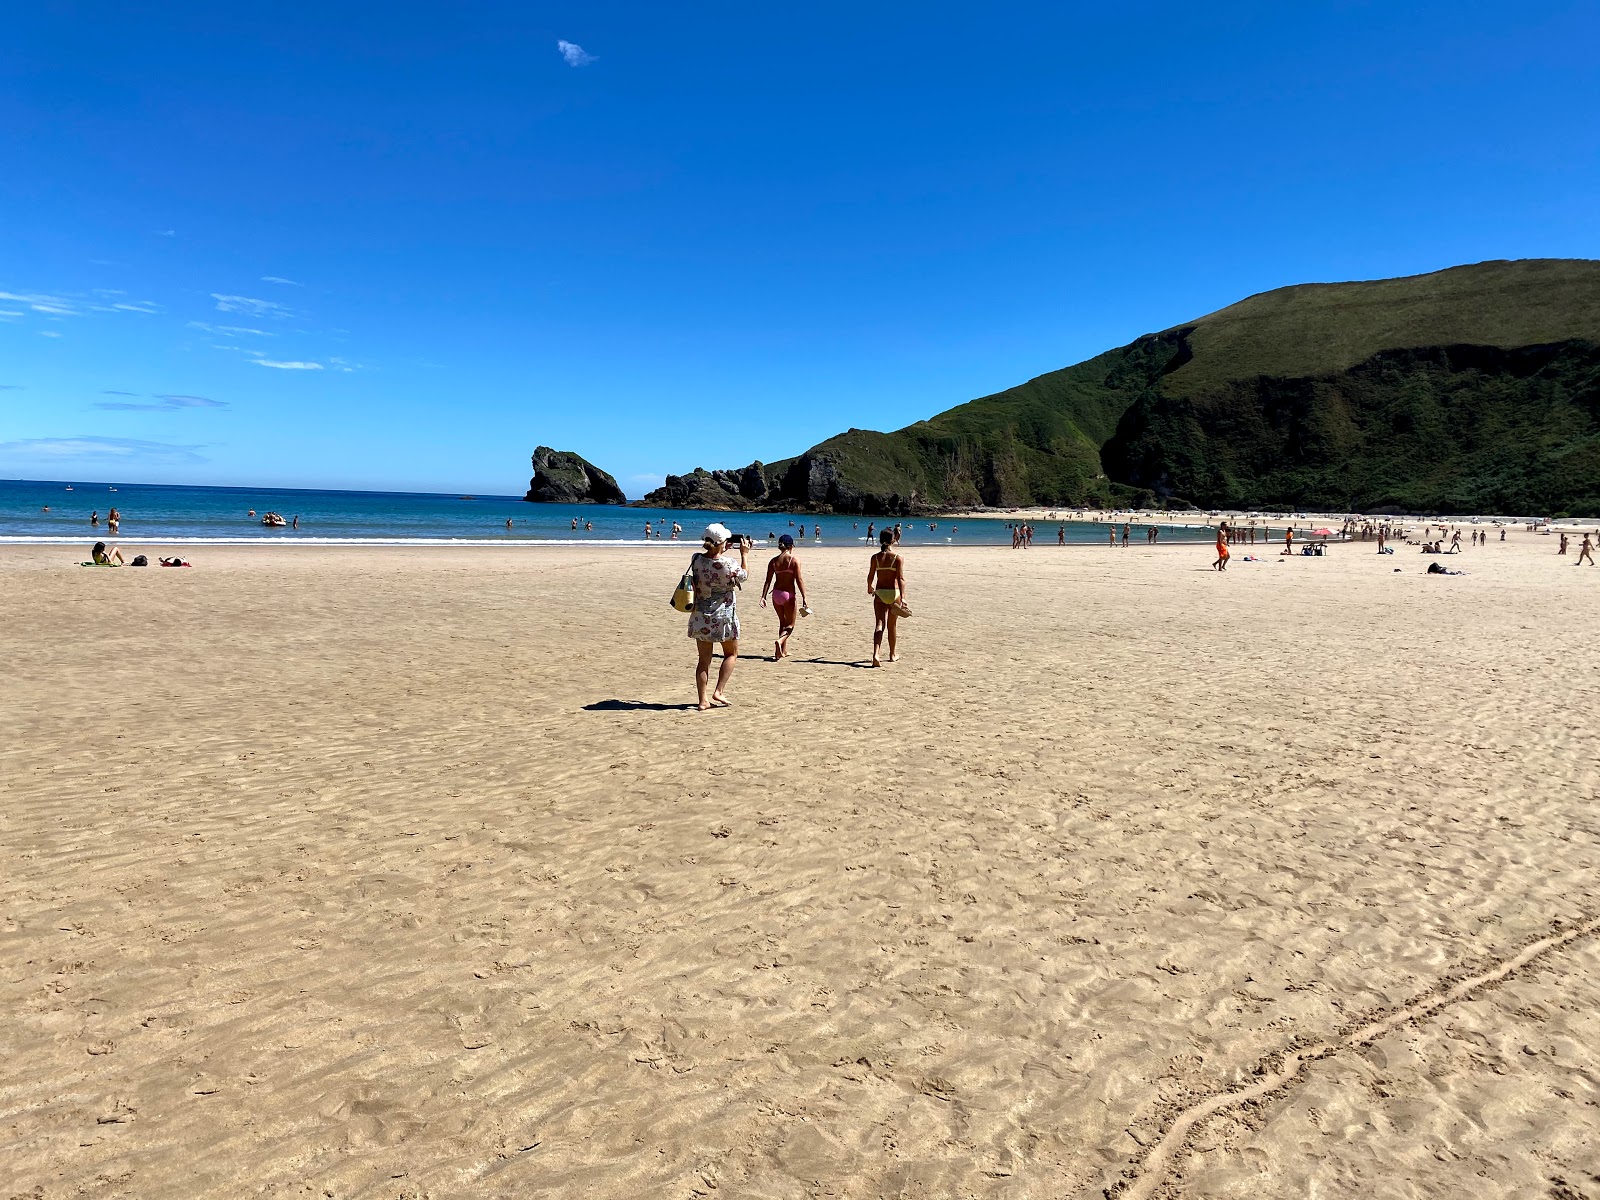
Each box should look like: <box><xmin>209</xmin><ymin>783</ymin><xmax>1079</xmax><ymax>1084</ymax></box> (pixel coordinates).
<box><xmin>189</xmin><ymin>321</ymin><xmax>274</xmax><ymax>336</ymax></box>
<box><xmin>558</xmin><ymin>39</ymin><xmax>596</xmax><ymax>66</ymax></box>
<box><xmin>0</xmin><ymin>310</ymin><xmax>23</xmax><ymax>320</ymax></box>
<box><xmin>260</xmin><ymin>276</ymin><xmax>303</xmax><ymax>286</ymax></box>
<box><xmin>0</xmin><ymin>290</ymin><xmax>79</xmax><ymax>315</ymax></box>
<box><xmin>0</xmin><ymin>435</ymin><xmax>208</xmax><ymax>464</ymax></box>
<box><xmin>40</xmin><ymin>330</ymin><xmax>63</xmax><ymax>338</ymax></box>
<box><xmin>252</xmin><ymin>359</ymin><xmax>323</xmax><ymax>370</ymax></box>
<box><xmin>157</xmin><ymin>229</ymin><xmax>176</xmax><ymax>237</ymax></box>
<box><xmin>212</xmin><ymin>294</ymin><xmax>292</xmax><ymax>318</ymax></box>
<box><xmin>95</xmin><ymin>393</ymin><xmax>227</xmax><ymax>411</ymax></box>
<box><xmin>111</xmin><ymin>301</ymin><xmax>161</xmax><ymax>314</ymax></box>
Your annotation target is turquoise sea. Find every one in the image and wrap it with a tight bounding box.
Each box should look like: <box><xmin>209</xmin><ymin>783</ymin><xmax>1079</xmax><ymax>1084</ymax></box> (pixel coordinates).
<box><xmin>0</xmin><ymin>478</ymin><xmax>1213</xmax><ymax>547</ymax></box>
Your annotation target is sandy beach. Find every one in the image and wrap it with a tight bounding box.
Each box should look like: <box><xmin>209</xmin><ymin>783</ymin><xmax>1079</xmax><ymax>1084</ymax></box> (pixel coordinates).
<box><xmin>3</xmin><ymin>534</ymin><xmax>1598</xmax><ymax>1199</ymax></box>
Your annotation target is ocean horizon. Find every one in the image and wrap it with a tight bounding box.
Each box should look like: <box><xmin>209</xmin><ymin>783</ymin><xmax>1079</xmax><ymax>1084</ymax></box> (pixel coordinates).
<box><xmin>0</xmin><ymin>477</ymin><xmax>1216</xmax><ymax>547</ymax></box>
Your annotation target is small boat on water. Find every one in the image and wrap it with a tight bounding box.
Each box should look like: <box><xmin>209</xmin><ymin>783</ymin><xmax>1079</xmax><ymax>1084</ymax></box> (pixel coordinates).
<box><xmin>65</xmin><ymin>485</ymin><xmax>73</xmax><ymax>491</ymax></box>
<box><xmin>262</xmin><ymin>512</ymin><xmax>287</xmax><ymax>527</ymax></box>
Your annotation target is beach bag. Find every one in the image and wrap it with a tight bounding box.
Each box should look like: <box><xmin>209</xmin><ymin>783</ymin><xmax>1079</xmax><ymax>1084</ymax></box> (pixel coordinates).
<box><xmin>670</xmin><ymin>555</ymin><xmax>697</xmax><ymax>613</ymax></box>
<box><xmin>130</xmin><ymin>555</ymin><xmax>148</xmax><ymax>567</ymax></box>
<box><xmin>891</xmin><ymin>597</ymin><xmax>913</xmax><ymax>618</ymax></box>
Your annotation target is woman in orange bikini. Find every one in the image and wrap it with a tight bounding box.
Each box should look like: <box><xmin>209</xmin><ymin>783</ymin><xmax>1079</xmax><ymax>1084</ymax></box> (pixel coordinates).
<box><xmin>867</xmin><ymin>529</ymin><xmax>906</xmax><ymax>667</ymax></box>
<box><xmin>1214</xmin><ymin>522</ymin><xmax>1230</xmax><ymax>571</ymax></box>
<box><xmin>760</xmin><ymin>533</ymin><xmax>809</xmax><ymax>660</ymax></box>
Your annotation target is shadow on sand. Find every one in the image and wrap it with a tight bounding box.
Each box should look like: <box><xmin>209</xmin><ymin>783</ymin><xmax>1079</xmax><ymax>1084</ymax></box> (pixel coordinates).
<box><xmin>582</xmin><ymin>699</ymin><xmax>700</xmax><ymax>712</ymax></box>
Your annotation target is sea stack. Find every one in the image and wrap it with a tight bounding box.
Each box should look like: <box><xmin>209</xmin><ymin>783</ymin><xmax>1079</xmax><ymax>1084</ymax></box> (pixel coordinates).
<box><xmin>524</xmin><ymin>447</ymin><xmax>627</xmax><ymax>505</ymax></box>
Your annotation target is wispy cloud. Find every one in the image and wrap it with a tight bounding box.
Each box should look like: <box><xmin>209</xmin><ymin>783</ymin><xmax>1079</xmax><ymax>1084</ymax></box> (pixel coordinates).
<box><xmin>0</xmin><ymin>310</ymin><xmax>24</xmax><ymax>320</ymax></box>
<box><xmin>189</xmin><ymin>320</ymin><xmax>274</xmax><ymax>337</ymax></box>
<box><xmin>251</xmin><ymin>359</ymin><xmax>323</xmax><ymax>370</ymax></box>
<box><xmin>101</xmin><ymin>390</ymin><xmax>139</xmax><ymax>396</ymax></box>
<box><xmin>111</xmin><ymin>300</ymin><xmax>160</xmax><ymax>314</ymax></box>
<box><xmin>0</xmin><ymin>384</ymin><xmax>22</xmax><ymax>390</ymax></box>
<box><xmin>0</xmin><ymin>290</ymin><xmax>79</xmax><ymax>316</ymax></box>
<box><xmin>0</xmin><ymin>435</ymin><xmax>208</xmax><ymax>465</ymax></box>
<box><xmin>558</xmin><ymin>39</ymin><xmax>596</xmax><ymax>66</ymax></box>
<box><xmin>260</xmin><ymin>276</ymin><xmax>303</xmax><ymax>286</ymax></box>
<box><xmin>94</xmin><ymin>393</ymin><xmax>227</xmax><ymax>412</ymax></box>
<box><xmin>157</xmin><ymin>229</ymin><xmax>176</xmax><ymax>238</ymax></box>
<box><xmin>212</xmin><ymin>294</ymin><xmax>292</xmax><ymax>318</ymax></box>
<box><xmin>40</xmin><ymin>330</ymin><xmax>63</xmax><ymax>338</ymax></box>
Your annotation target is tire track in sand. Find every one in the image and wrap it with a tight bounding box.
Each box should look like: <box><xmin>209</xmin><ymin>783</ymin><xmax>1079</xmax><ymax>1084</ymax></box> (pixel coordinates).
<box><xmin>1109</xmin><ymin>912</ymin><xmax>1600</xmax><ymax>1199</ymax></box>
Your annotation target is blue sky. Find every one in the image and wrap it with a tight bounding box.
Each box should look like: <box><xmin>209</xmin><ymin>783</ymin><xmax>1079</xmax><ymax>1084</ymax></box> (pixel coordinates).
<box><xmin>2</xmin><ymin>0</ymin><xmax>1597</xmax><ymax>496</ymax></box>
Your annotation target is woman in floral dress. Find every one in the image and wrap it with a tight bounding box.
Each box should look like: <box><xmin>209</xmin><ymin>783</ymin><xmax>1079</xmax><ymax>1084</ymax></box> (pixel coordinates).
<box><xmin>689</xmin><ymin>523</ymin><xmax>750</xmax><ymax>710</ymax></box>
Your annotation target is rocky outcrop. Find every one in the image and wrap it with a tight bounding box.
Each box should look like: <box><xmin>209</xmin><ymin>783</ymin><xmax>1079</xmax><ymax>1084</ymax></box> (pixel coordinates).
<box><xmin>637</xmin><ymin>462</ymin><xmax>770</xmax><ymax>510</ymax></box>
<box><xmin>524</xmin><ymin>447</ymin><xmax>627</xmax><ymax>505</ymax></box>
<box><xmin>524</xmin><ymin>451</ymin><xmax>624</xmax><ymax>508</ymax></box>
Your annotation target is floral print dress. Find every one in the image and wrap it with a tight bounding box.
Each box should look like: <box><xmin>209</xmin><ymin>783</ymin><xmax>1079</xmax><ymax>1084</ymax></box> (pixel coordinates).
<box><xmin>687</xmin><ymin>552</ymin><xmax>747</xmax><ymax>642</ymax></box>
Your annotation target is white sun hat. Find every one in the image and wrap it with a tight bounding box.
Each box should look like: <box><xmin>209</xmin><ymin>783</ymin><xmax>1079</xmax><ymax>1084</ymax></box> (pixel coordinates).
<box><xmin>703</xmin><ymin>522</ymin><xmax>732</xmax><ymax>544</ymax></box>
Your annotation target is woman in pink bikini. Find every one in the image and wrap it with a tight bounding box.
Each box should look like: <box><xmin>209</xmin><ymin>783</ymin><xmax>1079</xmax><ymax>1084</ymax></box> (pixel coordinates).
<box><xmin>760</xmin><ymin>533</ymin><xmax>809</xmax><ymax>660</ymax></box>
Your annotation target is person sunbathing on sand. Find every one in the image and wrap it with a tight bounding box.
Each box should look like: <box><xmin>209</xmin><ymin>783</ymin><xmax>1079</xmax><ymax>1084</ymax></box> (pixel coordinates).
<box><xmin>90</xmin><ymin>541</ymin><xmax>124</xmax><ymax>565</ymax></box>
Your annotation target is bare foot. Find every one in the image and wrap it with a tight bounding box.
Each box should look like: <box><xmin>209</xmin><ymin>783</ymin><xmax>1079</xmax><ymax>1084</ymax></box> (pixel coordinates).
<box><xmin>697</xmin><ymin>701</ymin><xmax>712</xmax><ymax>711</ymax></box>
<box><xmin>870</xmin><ymin>657</ymin><xmax>881</xmax><ymax>668</ymax></box>
<box><xmin>710</xmin><ymin>695</ymin><xmax>731</xmax><ymax>708</ymax></box>
<box><xmin>888</xmin><ymin>652</ymin><xmax>899</xmax><ymax>662</ymax></box>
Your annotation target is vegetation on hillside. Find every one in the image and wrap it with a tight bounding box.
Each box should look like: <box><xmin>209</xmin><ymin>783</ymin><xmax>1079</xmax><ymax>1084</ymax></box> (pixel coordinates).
<box><xmin>645</xmin><ymin>259</ymin><xmax>1600</xmax><ymax>515</ymax></box>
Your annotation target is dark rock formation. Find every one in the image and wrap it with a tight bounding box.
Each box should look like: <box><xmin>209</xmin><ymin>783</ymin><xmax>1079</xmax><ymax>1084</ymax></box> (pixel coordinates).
<box><xmin>524</xmin><ymin>446</ymin><xmax>627</xmax><ymax>505</ymax></box>
<box><xmin>637</xmin><ymin>463</ymin><xmax>770</xmax><ymax>510</ymax></box>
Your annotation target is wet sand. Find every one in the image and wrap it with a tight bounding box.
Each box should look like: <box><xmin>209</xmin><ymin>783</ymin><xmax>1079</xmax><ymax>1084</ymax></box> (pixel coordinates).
<box><xmin>3</xmin><ymin>535</ymin><xmax>1598</xmax><ymax>1198</ymax></box>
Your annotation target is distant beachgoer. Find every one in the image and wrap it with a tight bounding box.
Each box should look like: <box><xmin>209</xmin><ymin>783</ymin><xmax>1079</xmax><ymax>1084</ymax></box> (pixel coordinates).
<box><xmin>158</xmin><ymin>556</ymin><xmax>189</xmax><ymax>567</ymax></box>
<box><xmin>761</xmin><ymin>533</ymin><xmax>809</xmax><ymax>660</ymax></box>
<box><xmin>1121</xmin><ymin>522</ymin><xmax>1131</xmax><ymax>547</ymax></box>
<box><xmin>1500</xmin><ymin>529</ymin><xmax>1506</xmax><ymax>541</ymax></box>
<box><xmin>865</xmin><ymin>522</ymin><xmax>875</xmax><ymax>542</ymax></box>
<box><xmin>90</xmin><ymin>541</ymin><xmax>124</xmax><ymax>565</ymax></box>
<box><xmin>1450</xmin><ymin>530</ymin><xmax>1462</xmax><ymax>553</ymax></box>
<box><xmin>893</xmin><ymin>523</ymin><xmax>903</xmax><ymax>545</ymax></box>
<box><xmin>1283</xmin><ymin>527</ymin><xmax>1294</xmax><ymax>555</ymax></box>
<box><xmin>1058</xmin><ymin>525</ymin><xmax>1066</xmax><ymax>545</ymax></box>
<box><xmin>584</xmin><ymin>520</ymin><xmax>593</xmax><ymax>531</ymax></box>
<box><xmin>868</xmin><ymin>529</ymin><xmax>905</xmax><ymax>668</ymax></box>
<box><xmin>1214</xmin><ymin>524</ymin><xmax>1230</xmax><ymax>571</ymax></box>
<box><xmin>814</xmin><ymin>524</ymin><xmax>821</xmax><ymax>541</ymax></box>
<box><xmin>1108</xmin><ymin>526</ymin><xmax>1116</xmax><ymax>547</ymax></box>
<box><xmin>292</xmin><ymin>515</ymin><xmax>299</xmax><ymax>530</ymax></box>
<box><xmin>1578</xmin><ymin>535</ymin><xmax>1596</xmax><ymax>566</ymax></box>
<box><xmin>90</xmin><ymin>510</ymin><xmax>99</xmax><ymax>526</ymax></box>
<box><xmin>1559</xmin><ymin>534</ymin><xmax>1569</xmax><ymax>555</ymax></box>
<box><xmin>1427</xmin><ymin>562</ymin><xmax>1464</xmax><ymax>575</ymax></box>
<box><xmin>248</xmin><ymin>509</ymin><xmax>257</xmax><ymax>517</ymax></box>
<box><xmin>509</xmin><ymin>518</ymin><xmax>516</xmax><ymax>530</ymax></box>
<box><xmin>688</xmin><ymin>523</ymin><xmax>749</xmax><ymax>710</ymax></box>
<box><xmin>572</xmin><ymin>517</ymin><xmax>579</xmax><ymax>530</ymax></box>
<box><xmin>672</xmin><ymin>522</ymin><xmax>681</xmax><ymax>540</ymax></box>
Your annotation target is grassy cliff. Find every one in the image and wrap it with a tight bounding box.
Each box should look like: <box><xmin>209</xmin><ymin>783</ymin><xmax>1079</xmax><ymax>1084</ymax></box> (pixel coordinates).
<box><xmin>653</xmin><ymin>259</ymin><xmax>1600</xmax><ymax>515</ymax></box>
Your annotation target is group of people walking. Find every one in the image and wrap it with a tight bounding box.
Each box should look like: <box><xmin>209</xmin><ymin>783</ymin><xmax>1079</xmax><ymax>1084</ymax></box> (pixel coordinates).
<box><xmin>682</xmin><ymin>523</ymin><xmax>907</xmax><ymax>710</ymax></box>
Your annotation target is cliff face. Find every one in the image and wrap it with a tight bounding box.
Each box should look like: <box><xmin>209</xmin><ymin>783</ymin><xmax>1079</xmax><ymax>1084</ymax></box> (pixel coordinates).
<box><xmin>643</xmin><ymin>259</ymin><xmax>1600</xmax><ymax>516</ymax></box>
<box><xmin>524</xmin><ymin>446</ymin><xmax>627</xmax><ymax>505</ymax></box>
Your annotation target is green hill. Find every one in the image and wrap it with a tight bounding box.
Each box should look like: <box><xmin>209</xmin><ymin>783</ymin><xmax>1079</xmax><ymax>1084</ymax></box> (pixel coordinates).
<box><xmin>641</xmin><ymin>259</ymin><xmax>1600</xmax><ymax>516</ymax></box>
